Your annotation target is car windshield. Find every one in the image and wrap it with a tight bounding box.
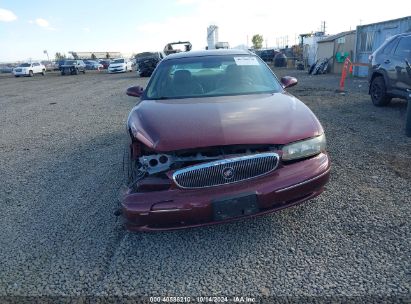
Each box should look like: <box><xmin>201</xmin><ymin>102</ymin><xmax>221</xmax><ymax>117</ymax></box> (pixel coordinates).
<box><xmin>20</xmin><ymin>63</ymin><xmax>31</xmax><ymax>67</ymax></box>
<box><xmin>112</xmin><ymin>59</ymin><xmax>124</xmax><ymax>63</ymax></box>
<box><xmin>145</xmin><ymin>55</ymin><xmax>282</xmax><ymax>99</ymax></box>
<box><xmin>64</xmin><ymin>60</ymin><xmax>75</xmax><ymax>65</ymax></box>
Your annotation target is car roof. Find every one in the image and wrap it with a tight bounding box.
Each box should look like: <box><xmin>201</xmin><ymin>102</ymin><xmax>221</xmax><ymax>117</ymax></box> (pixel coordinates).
<box><xmin>392</xmin><ymin>32</ymin><xmax>411</xmax><ymax>38</ymax></box>
<box><xmin>164</xmin><ymin>49</ymin><xmax>253</xmax><ymax>60</ymax></box>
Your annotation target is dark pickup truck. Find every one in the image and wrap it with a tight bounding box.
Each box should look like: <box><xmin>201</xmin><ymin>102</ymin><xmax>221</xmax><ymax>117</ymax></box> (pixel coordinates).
<box><xmin>60</xmin><ymin>60</ymin><xmax>86</xmax><ymax>75</ymax></box>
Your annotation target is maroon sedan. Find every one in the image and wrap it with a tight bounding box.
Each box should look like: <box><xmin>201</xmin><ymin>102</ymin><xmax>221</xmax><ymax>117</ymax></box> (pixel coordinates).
<box><xmin>122</xmin><ymin>49</ymin><xmax>330</xmax><ymax>231</ymax></box>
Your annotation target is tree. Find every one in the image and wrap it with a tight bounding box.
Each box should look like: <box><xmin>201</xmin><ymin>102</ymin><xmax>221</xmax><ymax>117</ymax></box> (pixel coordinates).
<box><xmin>252</xmin><ymin>34</ymin><xmax>264</xmax><ymax>49</ymax></box>
<box><xmin>55</xmin><ymin>52</ymin><xmax>66</xmax><ymax>61</ymax></box>
<box><xmin>91</xmin><ymin>53</ymin><xmax>96</xmax><ymax>60</ymax></box>
<box><xmin>106</xmin><ymin>52</ymin><xmax>110</xmax><ymax>59</ymax></box>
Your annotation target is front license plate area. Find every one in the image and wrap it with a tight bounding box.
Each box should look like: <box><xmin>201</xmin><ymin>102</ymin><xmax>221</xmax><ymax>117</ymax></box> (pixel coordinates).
<box><xmin>212</xmin><ymin>193</ymin><xmax>259</xmax><ymax>221</ymax></box>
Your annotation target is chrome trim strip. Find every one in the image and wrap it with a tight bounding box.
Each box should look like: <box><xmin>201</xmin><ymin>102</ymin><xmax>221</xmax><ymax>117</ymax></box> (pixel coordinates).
<box><xmin>172</xmin><ymin>152</ymin><xmax>279</xmax><ymax>189</ymax></box>
<box><xmin>276</xmin><ymin>169</ymin><xmax>330</xmax><ymax>193</ymax></box>
<box><xmin>150</xmin><ymin>208</ymin><xmax>187</xmax><ymax>213</ymax></box>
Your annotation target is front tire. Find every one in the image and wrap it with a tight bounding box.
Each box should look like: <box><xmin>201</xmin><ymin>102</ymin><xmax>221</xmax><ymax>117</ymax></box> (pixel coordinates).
<box><xmin>42</xmin><ymin>69</ymin><xmax>45</xmax><ymax>76</ymax></box>
<box><xmin>73</xmin><ymin>68</ymin><xmax>79</xmax><ymax>75</ymax></box>
<box><xmin>29</xmin><ymin>70</ymin><xmax>33</xmax><ymax>77</ymax></box>
<box><xmin>370</xmin><ymin>76</ymin><xmax>391</xmax><ymax>106</ymax></box>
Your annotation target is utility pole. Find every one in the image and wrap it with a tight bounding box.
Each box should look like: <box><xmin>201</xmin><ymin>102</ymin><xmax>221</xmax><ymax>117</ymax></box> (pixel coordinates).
<box><xmin>321</xmin><ymin>21</ymin><xmax>326</xmax><ymax>34</ymax></box>
<box><xmin>43</xmin><ymin>50</ymin><xmax>49</xmax><ymax>62</ymax></box>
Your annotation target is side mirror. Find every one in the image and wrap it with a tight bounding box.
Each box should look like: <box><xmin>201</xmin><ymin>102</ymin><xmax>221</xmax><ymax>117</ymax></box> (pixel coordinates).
<box><xmin>126</xmin><ymin>85</ymin><xmax>144</xmax><ymax>97</ymax></box>
<box><xmin>280</xmin><ymin>76</ymin><xmax>298</xmax><ymax>89</ymax></box>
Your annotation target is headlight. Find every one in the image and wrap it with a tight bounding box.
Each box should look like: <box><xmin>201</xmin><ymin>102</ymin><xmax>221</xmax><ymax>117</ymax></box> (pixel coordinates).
<box><xmin>282</xmin><ymin>134</ymin><xmax>326</xmax><ymax>161</ymax></box>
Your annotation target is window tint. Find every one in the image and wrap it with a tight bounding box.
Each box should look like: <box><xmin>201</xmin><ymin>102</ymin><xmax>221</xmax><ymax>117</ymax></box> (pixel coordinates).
<box><xmin>394</xmin><ymin>37</ymin><xmax>411</xmax><ymax>59</ymax></box>
<box><xmin>382</xmin><ymin>38</ymin><xmax>398</xmax><ymax>55</ymax></box>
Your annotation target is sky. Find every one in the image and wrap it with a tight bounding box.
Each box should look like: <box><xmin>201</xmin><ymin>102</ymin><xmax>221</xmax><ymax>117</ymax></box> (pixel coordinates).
<box><xmin>0</xmin><ymin>0</ymin><xmax>408</xmax><ymax>62</ymax></box>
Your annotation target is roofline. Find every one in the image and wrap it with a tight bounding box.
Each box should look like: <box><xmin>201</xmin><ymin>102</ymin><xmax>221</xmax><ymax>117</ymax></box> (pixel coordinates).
<box><xmin>357</xmin><ymin>16</ymin><xmax>411</xmax><ymax>29</ymax></box>
<box><xmin>317</xmin><ymin>30</ymin><xmax>356</xmax><ymax>43</ymax></box>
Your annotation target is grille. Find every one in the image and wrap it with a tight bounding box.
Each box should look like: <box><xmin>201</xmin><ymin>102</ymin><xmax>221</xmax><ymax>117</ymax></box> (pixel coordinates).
<box><xmin>173</xmin><ymin>152</ymin><xmax>279</xmax><ymax>189</ymax></box>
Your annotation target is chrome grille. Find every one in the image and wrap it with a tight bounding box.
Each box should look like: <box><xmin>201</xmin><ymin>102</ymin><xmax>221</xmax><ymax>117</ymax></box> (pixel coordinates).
<box><xmin>172</xmin><ymin>152</ymin><xmax>279</xmax><ymax>189</ymax></box>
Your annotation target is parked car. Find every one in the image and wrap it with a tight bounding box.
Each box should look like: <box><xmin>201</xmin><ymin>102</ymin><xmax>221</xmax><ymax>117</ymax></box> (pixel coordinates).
<box><xmin>122</xmin><ymin>49</ymin><xmax>330</xmax><ymax>231</ymax></box>
<box><xmin>53</xmin><ymin>60</ymin><xmax>66</xmax><ymax>71</ymax></box>
<box><xmin>0</xmin><ymin>64</ymin><xmax>14</xmax><ymax>73</ymax></box>
<box><xmin>258</xmin><ymin>49</ymin><xmax>278</xmax><ymax>62</ymax></box>
<box><xmin>84</xmin><ymin>60</ymin><xmax>103</xmax><ymax>70</ymax></box>
<box><xmin>60</xmin><ymin>60</ymin><xmax>86</xmax><ymax>75</ymax></box>
<box><xmin>369</xmin><ymin>32</ymin><xmax>411</xmax><ymax>106</ymax></box>
<box><xmin>108</xmin><ymin>58</ymin><xmax>132</xmax><ymax>73</ymax></box>
<box><xmin>41</xmin><ymin>61</ymin><xmax>54</xmax><ymax>71</ymax></box>
<box><xmin>135</xmin><ymin>52</ymin><xmax>165</xmax><ymax>77</ymax></box>
<box><xmin>13</xmin><ymin>62</ymin><xmax>46</xmax><ymax>77</ymax></box>
<box><xmin>98</xmin><ymin>59</ymin><xmax>111</xmax><ymax>69</ymax></box>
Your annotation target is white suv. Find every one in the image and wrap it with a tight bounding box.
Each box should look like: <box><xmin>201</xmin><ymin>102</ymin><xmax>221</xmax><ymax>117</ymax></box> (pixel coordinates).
<box><xmin>108</xmin><ymin>58</ymin><xmax>133</xmax><ymax>73</ymax></box>
<box><xmin>13</xmin><ymin>62</ymin><xmax>46</xmax><ymax>77</ymax></box>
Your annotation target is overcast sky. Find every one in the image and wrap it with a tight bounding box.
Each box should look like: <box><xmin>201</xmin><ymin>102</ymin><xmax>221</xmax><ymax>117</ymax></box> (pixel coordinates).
<box><xmin>0</xmin><ymin>0</ymin><xmax>408</xmax><ymax>62</ymax></box>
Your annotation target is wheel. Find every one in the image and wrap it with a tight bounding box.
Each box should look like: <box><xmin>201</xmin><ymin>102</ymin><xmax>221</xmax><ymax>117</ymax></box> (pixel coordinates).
<box><xmin>82</xmin><ymin>69</ymin><xmax>86</xmax><ymax>74</ymax></box>
<box><xmin>61</xmin><ymin>71</ymin><xmax>65</xmax><ymax>76</ymax></box>
<box><xmin>123</xmin><ymin>143</ymin><xmax>140</xmax><ymax>185</ymax></box>
<box><xmin>123</xmin><ymin>145</ymin><xmax>132</xmax><ymax>184</ymax></box>
<box><xmin>29</xmin><ymin>70</ymin><xmax>33</xmax><ymax>77</ymax></box>
<box><xmin>74</xmin><ymin>68</ymin><xmax>79</xmax><ymax>75</ymax></box>
<box><xmin>370</xmin><ymin>76</ymin><xmax>391</xmax><ymax>106</ymax></box>
<box><xmin>42</xmin><ymin>69</ymin><xmax>45</xmax><ymax>76</ymax></box>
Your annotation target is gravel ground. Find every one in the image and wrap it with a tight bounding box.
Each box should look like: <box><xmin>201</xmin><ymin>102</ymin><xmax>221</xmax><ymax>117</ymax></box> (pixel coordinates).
<box><xmin>0</xmin><ymin>69</ymin><xmax>410</xmax><ymax>303</ymax></box>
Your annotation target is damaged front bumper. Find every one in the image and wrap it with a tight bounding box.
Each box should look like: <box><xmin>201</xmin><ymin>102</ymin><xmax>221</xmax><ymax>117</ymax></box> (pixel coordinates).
<box><xmin>121</xmin><ymin>152</ymin><xmax>330</xmax><ymax>231</ymax></box>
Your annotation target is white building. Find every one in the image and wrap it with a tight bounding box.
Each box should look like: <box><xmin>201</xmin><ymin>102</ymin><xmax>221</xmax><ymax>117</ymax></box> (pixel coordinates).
<box><xmin>302</xmin><ymin>32</ymin><xmax>328</xmax><ymax>66</ymax></box>
<box><xmin>207</xmin><ymin>25</ymin><xmax>219</xmax><ymax>50</ymax></box>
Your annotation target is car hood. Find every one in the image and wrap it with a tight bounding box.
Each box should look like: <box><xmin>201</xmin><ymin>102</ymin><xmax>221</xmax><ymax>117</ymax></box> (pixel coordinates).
<box><xmin>109</xmin><ymin>63</ymin><xmax>125</xmax><ymax>67</ymax></box>
<box><xmin>127</xmin><ymin>93</ymin><xmax>323</xmax><ymax>152</ymax></box>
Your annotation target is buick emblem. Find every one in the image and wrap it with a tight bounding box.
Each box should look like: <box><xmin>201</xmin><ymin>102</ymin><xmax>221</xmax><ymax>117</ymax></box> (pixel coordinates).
<box><xmin>222</xmin><ymin>167</ymin><xmax>235</xmax><ymax>180</ymax></box>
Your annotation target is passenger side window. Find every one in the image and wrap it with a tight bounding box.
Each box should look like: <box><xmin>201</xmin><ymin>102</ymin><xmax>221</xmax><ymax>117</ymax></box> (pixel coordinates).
<box><xmin>394</xmin><ymin>37</ymin><xmax>411</xmax><ymax>59</ymax></box>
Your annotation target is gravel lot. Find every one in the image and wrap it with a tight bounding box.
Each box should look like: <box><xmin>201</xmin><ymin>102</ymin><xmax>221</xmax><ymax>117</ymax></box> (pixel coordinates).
<box><xmin>0</xmin><ymin>69</ymin><xmax>410</xmax><ymax>302</ymax></box>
